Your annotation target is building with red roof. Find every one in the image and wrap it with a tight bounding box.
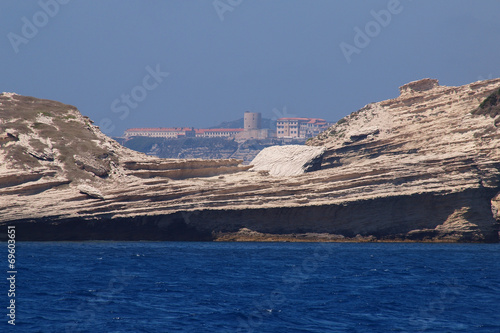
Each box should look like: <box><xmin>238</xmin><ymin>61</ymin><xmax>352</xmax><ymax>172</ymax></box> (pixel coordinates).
<box><xmin>124</xmin><ymin>127</ymin><xmax>244</xmax><ymax>139</ymax></box>
<box><xmin>276</xmin><ymin>117</ymin><xmax>329</xmax><ymax>139</ymax></box>
<box><xmin>124</xmin><ymin>127</ymin><xmax>196</xmax><ymax>138</ymax></box>
<box><xmin>194</xmin><ymin>128</ymin><xmax>244</xmax><ymax>138</ymax></box>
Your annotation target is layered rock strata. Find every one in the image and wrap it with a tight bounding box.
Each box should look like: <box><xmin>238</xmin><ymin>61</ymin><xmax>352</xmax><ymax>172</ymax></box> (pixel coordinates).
<box><xmin>1</xmin><ymin>78</ymin><xmax>500</xmax><ymax>242</ymax></box>
<box><xmin>249</xmin><ymin>145</ymin><xmax>325</xmax><ymax>176</ymax></box>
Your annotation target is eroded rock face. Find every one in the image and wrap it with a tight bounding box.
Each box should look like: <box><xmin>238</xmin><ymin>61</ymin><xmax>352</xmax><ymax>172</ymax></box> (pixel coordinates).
<box><xmin>2</xmin><ymin>79</ymin><xmax>500</xmax><ymax>242</ymax></box>
<box><xmin>399</xmin><ymin>78</ymin><xmax>440</xmax><ymax>95</ymax></box>
<box><xmin>249</xmin><ymin>145</ymin><xmax>326</xmax><ymax>176</ymax></box>
<box><xmin>74</xmin><ymin>154</ymin><xmax>110</xmax><ymax>178</ymax></box>
<box><xmin>308</xmin><ymin>78</ymin><xmax>500</xmax><ymax>241</ymax></box>
<box><xmin>77</xmin><ymin>184</ymin><xmax>104</xmax><ymax>200</ymax></box>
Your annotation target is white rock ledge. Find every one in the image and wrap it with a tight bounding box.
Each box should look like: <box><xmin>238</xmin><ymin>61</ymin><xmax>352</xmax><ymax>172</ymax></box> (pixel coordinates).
<box><xmin>250</xmin><ymin>145</ymin><xmax>326</xmax><ymax>177</ymax></box>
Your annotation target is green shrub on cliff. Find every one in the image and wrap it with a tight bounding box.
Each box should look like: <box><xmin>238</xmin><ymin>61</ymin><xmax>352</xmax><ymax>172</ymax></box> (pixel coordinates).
<box><xmin>473</xmin><ymin>88</ymin><xmax>500</xmax><ymax>118</ymax></box>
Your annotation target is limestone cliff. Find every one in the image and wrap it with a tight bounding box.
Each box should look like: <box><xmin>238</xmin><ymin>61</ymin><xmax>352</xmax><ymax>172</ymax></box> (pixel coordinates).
<box><xmin>1</xmin><ymin>78</ymin><xmax>500</xmax><ymax>242</ymax></box>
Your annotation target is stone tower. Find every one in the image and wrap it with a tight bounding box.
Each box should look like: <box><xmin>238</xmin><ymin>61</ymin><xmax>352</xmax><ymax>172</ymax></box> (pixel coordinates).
<box><xmin>244</xmin><ymin>111</ymin><xmax>261</xmax><ymax>130</ymax></box>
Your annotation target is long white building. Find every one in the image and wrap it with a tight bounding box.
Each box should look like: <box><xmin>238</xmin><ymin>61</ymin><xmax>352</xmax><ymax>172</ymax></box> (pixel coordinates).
<box><xmin>124</xmin><ymin>127</ymin><xmax>244</xmax><ymax>139</ymax></box>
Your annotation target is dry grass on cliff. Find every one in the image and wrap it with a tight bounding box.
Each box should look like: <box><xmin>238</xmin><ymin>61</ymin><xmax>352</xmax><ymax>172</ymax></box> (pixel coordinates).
<box><xmin>0</xmin><ymin>94</ymin><xmax>116</xmax><ymax>179</ymax></box>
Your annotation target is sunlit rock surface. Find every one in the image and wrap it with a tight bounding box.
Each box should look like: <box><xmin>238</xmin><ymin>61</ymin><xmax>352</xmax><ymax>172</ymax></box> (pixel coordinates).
<box><xmin>249</xmin><ymin>145</ymin><xmax>325</xmax><ymax>176</ymax></box>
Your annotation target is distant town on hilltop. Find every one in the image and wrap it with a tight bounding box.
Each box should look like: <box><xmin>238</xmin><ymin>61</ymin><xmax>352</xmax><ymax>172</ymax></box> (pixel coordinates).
<box><xmin>122</xmin><ymin>111</ymin><xmax>331</xmax><ymax>142</ymax></box>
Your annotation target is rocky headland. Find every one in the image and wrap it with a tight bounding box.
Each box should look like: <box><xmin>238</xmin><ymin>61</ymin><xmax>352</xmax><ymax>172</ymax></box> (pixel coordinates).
<box><xmin>1</xmin><ymin>78</ymin><xmax>500</xmax><ymax>242</ymax></box>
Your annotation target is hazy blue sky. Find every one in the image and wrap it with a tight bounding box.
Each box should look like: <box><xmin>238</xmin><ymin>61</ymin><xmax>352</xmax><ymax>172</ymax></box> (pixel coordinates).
<box><xmin>1</xmin><ymin>0</ymin><xmax>499</xmax><ymax>136</ymax></box>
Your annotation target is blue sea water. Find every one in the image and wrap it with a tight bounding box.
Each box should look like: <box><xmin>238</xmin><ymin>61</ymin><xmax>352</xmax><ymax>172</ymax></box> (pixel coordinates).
<box><xmin>2</xmin><ymin>242</ymin><xmax>500</xmax><ymax>332</ymax></box>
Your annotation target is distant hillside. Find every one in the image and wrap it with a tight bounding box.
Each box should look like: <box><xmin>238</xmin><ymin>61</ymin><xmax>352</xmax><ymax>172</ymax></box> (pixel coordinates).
<box><xmin>209</xmin><ymin>118</ymin><xmax>276</xmax><ymax>129</ymax></box>
<box><xmin>121</xmin><ymin>136</ymin><xmax>301</xmax><ymax>164</ymax></box>
<box><xmin>123</xmin><ymin>137</ymin><xmax>239</xmax><ymax>160</ymax></box>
